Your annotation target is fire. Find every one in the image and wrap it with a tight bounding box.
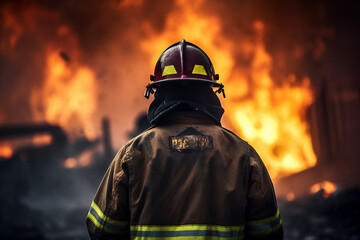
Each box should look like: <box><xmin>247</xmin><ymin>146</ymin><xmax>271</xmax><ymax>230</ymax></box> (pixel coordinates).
<box><xmin>286</xmin><ymin>192</ymin><xmax>296</xmax><ymax>202</ymax></box>
<box><xmin>141</xmin><ymin>0</ymin><xmax>316</xmax><ymax>179</ymax></box>
<box><xmin>32</xmin><ymin>134</ymin><xmax>52</xmax><ymax>147</ymax></box>
<box><xmin>2</xmin><ymin>4</ymin><xmax>99</xmax><ymax>141</ymax></box>
<box><xmin>0</xmin><ymin>144</ymin><xmax>13</xmax><ymax>159</ymax></box>
<box><xmin>1</xmin><ymin>1</ymin><xmax>318</xmax><ymax>176</ymax></box>
<box><xmin>141</xmin><ymin>0</ymin><xmax>234</xmax><ymax>80</ymax></box>
<box><xmin>310</xmin><ymin>181</ymin><xmax>337</xmax><ymax>198</ymax></box>
<box><xmin>31</xmin><ymin>46</ymin><xmax>98</xmax><ymax>140</ymax></box>
<box><xmin>227</xmin><ymin>22</ymin><xmax>316</xmax><ymax>178</ymax></box>
<box><xmin>63</xmin><ymin>157</ymin><xmax>77</xmax><ymax>168</ymax></box>
<box><xmin>77</xmin><ymin>150</ymin><xmax>93</xmax><ymax>167</ymax></box>
<box><xmin>63</xmin><ymin>149</ymin><xmax>95</xmax><ymax>168</ymax></box>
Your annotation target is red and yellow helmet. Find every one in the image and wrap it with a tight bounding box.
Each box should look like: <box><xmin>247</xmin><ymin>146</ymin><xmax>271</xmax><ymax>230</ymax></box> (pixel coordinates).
<box><xmin>145</xmin><ymin>39</ymin><xmax>225</xmax><ymax>98</ymax></box>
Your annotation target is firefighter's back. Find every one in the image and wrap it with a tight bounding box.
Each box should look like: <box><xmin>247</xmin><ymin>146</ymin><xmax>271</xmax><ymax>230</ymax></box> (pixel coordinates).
<box><xmin>127</xmin><ymin>114</ymin><xmax>250</xmax><ymax>238</ymax></box>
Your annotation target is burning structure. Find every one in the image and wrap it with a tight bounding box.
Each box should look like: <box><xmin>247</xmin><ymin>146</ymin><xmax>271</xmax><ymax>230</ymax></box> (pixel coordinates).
<box><xmin>0</xmin><ymin>0</ymin><xmax>359</xmax><ymax>239</ymax></box>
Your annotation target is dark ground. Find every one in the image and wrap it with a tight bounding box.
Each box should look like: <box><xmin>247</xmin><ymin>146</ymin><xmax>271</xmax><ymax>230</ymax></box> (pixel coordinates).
<box><xmin>1</xmin><ymin>159</ymin><xmax>359</xmax><ymax>240</ymax></box>
<box><xmin>280</xmin><ymin>188</ymin><xmax>360</xmax><ymax>240</ymax></box>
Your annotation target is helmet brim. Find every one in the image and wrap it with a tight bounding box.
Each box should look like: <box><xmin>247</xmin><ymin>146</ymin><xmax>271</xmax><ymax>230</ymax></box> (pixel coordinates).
<box><xmin>148</xmin><ymin>78</ymin><xmax>222</xmax><ymax>88</ymax></box>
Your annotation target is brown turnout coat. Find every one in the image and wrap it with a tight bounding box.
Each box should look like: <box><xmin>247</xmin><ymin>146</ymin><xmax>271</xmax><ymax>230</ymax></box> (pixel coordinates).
<box><xmin>86</xmin><ymin>112</ymin><xmax>283</xmax><ymax>240</ymax></box>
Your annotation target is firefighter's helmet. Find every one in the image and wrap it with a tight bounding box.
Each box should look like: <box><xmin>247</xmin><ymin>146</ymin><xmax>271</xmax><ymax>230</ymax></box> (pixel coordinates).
<box><xmin>144</xmin><ymin>39</ymin><xmax>225</xmax><ymax>99</ymax></box>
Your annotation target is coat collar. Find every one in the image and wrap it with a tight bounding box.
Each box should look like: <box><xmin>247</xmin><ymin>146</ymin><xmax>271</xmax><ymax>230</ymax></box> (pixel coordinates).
<box><xmin>157</xmin><ymin>111</ymin><xmax>217</xmax><ymax>125</ymax></box>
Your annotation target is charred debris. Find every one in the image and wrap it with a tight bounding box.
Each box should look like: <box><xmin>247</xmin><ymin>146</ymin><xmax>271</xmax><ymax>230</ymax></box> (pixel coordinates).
<box><xmin>0</xmin><ymin>118</ymin><xmax>113</xmax><ymax>239</ymax></box>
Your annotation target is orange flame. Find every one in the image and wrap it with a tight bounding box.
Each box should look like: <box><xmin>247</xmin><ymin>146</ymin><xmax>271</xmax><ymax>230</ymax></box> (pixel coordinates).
<box><xmin>227</xmin><ymin>22</ymin><xmax>316</xmax><ymax>179</ymax></box>
<box><xmin>2</xmin><ymin>4</ymin><xmax>99</xmax><ymax>171</ymax></box>
<box><xmin>32</xmin><ymin>134</ymin><xmax>52</xmax><ymax>147</ymax></box>
<box><xmin>0</xmin><ymin>144</ymin><xmax>13</xmax><ymax>159</ymax></box>
<box><xmin>63</xmin><ymin>149</ymin><xmax>95</xmax><ymax>168</ymax></box>
<box><xmin>141</xmin><ymin>0</ymin><xmax>234</xmax><ymax>80</ymax></box>
<box><xmin>63</xmin><ymin>157</ymin><xmax>77</xmax><ymax>168</ymax></box>
<box><xmin>142</xmin><ymin>0</ymin><xmax>316</xmax><ymax>179</ymax></box>
<box><xmin>31</xmin><ymin>46</ymin><xmax>98</xmax><ymax>140</ymax></box>
<box><xmin>77</xmin><ymin>150</ymin><xmax>93</xmax><ymax>167</ymax></box>
<box><xmin>310</xmin><ymin>181</ymin><xmax>337</xmax><ymax>198</ymax></box>
<box><xmin>286</xmin><ymin>192</ymin><xmax>296</xmax><ymax>201</ymax></box>
<box><xmin>1</xmin><ymin>1</ymin><xmax>317</xmax><ymax>176</ymax></box>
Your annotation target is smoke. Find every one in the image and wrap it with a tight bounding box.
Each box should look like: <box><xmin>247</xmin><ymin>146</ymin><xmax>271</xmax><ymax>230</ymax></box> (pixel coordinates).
<box><xmin>1</xmin><ymin>2</ymin><xmax>359</xmax><ymax>238</ymax></box>
<box><xmin>0</xmin><ymin>0</ymin><xmax>357</xmax><ymax>147</ymax></box>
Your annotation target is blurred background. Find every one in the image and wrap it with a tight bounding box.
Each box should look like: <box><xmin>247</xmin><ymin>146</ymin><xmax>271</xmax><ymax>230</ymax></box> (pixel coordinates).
<box><xmin>0</xmin><ymin>0</ymin><xmax>359</xmax><ymax>239</ymax></box>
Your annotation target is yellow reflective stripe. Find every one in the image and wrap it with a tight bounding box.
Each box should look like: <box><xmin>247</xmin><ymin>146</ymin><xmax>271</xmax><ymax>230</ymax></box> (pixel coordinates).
<box><xmin>90</xmin><ymin>201</ymin><xmax>106</xmax><ymax>222</ymax></box>
<box><xmin>246</xmin><ymin>209</ymin><xmax>282</xmax><ymax>236</ymax></box>
<box><xmin>130</xmin><ymin>224</ymin><xmax>244</xmax><ymax>232</ymax></box>
<box><xmin>192</xmin><ymin>64</ymin><xmax>207</xmax><ymax>76</ymax></box>
<box><xmin>131</xmin><ymin>224</ymin><xmax>244</xmax><ymax>239</ymax></box>
<box><xmin>247</xmin><ymin>208</ymin><xmax>280</xmax><ymax>226</ymax></box>
<box><xmin>91</xmin><ymin>201</ymin><xmax>128</xmax><ymax>226</ymax></box>
<box><xmin>131</xmin><ymin>237</ymin><xmax>243</xmax><ymax>240</ymax></box>
<box><xmin>107</xmin><ymin>216</ymin><xmax>128</xmax><ymax>226</ymax></box>
<box><xmin>87</xmin><ymin>210</ymin><xmax>104</xmax><ymax>230</ymax></box>
<box><xmin>88</xmin><ymin>210</ymin><xmax>127</xmax><ymax>234</ymax></box>
<box><xmin>162</xmin><ymin>65</ymin><xmax>177</xmax><ymax>76</ymax></box>
<box><xmin>248</xmin><ymin>219</ymin><xmax>283</xmax><ymax>236</ymax></box>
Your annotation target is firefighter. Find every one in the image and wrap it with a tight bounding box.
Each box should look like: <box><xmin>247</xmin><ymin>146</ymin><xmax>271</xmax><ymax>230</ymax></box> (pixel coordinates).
<box><xmin>86</xmin><ymin>39</ymin><xmax>284</xmax><ymax>240</ymax></box>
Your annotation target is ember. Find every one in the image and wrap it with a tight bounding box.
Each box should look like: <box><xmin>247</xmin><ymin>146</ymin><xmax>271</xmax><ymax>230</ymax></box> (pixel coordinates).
<box><xmin>63</xmin><ymin>157</ymin><xmax>77</xmax><ymax>168</ymax></box>
<box><xmin>310</xmin><ymin>181</ymin><xmax>338</xmax><ymax>198</ymax></box>
<box><xmin>0</xmin><ymin>144</ymin><xmax>13</xmax><ymax>158</ymax></box>
<box><xmin>32</xmin><ymin>134</ymin><xmax>52</xmax><ymax>146</ymax></box>
<box><xmin>286</xmin><ymin>192</ymin><xmax>296</xmax><ymax>202</ymax></box>
<box><xmin>63</xmin><ymin>149</ymin><xmax>96</xmax><ymax>168</ymax></box>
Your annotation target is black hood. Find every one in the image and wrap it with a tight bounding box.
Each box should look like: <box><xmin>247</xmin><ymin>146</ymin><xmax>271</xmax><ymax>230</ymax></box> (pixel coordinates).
<box><xmin>147</xmin><ymin>82</ymin><xmax>224</xmax><ymax>126</ymax></box>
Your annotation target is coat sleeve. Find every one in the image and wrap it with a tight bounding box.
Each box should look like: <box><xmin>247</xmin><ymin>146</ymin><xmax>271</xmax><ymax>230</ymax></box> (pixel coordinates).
<box><xmin>86</xmin><ymin>147</ymin><xmax>131</xmax><ymax>240</ymax></box>
<box><xmin>245</xmin><ymin>146</ymin><xmax>284</xmax><ymax>240</ymax></box>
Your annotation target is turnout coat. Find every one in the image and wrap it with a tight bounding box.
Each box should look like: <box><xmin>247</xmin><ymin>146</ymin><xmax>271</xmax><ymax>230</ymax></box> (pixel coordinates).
<box><xmin>86</xmin><ymin>111</ymin><xmax>283</xmax><ymax>240</ymax></box>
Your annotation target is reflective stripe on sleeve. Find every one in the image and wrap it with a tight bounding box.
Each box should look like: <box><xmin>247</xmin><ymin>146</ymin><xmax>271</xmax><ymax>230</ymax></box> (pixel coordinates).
<box><xmin>246</xmin><ymin>208</ymin><xmax>282</xmax><ymax>236</ymax></box>
<box><xmin>87</xmin><ymin>201</ymin><xmax>129</xmax><ymax>234</ymax></box>
<box><xmin>130</xmin><ymin>224</ymin><xmax>244</xmax><ymax>239</ymax></box>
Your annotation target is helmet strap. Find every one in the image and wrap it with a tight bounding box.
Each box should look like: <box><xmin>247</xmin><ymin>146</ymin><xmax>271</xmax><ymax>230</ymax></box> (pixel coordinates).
<box><xmin>215</xmin><ymin>84</ymin><xmax>226</xmax><ymax>98</ymax></box>
<box><xmin>144</xmin><ymin>84</ymin><xmax>155</xmax><ymax>99</ymax></box>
